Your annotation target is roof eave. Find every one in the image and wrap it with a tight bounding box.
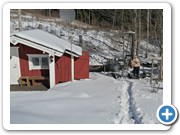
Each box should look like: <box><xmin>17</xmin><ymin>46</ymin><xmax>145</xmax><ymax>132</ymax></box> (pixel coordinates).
<box><xmin>10</xmin><ymin>36</ymin><xmax>64</xmax><ymax>57</ymax></box>
<box><xmin>65</xmin><ymin>50</ymin><xmax>82</xmax><ymax>57</ymax></box>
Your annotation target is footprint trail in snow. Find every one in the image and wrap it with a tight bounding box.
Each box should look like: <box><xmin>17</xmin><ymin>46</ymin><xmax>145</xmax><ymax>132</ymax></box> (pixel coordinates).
<box><xmin>112</xmin><ymin>80</ymin><xmax>143</xmax><ymax>124</ymax></box>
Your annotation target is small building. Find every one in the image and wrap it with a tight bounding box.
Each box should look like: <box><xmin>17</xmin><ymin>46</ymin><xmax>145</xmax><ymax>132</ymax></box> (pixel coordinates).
<box><xmin>10</xmin><ymin>29</ymin><xmax>89</xmax><ymax>88</ymax></box>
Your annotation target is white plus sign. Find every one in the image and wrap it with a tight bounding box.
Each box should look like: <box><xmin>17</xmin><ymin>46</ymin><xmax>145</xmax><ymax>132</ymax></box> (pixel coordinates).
<box><xmin>162</xmin><ymin>109</ymin><xmax>173</xmax><ymax>120</ymax></box>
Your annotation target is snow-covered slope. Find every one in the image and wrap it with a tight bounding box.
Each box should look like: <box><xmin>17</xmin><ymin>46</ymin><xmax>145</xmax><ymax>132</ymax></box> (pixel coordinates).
<box><xmin>10</xmin><ymin>11</ymin><xmax>160</xmax><ymax>66</ymax></box>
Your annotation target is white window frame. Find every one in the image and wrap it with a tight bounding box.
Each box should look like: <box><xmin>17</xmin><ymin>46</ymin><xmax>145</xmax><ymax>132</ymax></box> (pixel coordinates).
<box><xmin>28</xmin><ymin>54</ymin><xmax>49</xmax><ymax>70</ymax></box>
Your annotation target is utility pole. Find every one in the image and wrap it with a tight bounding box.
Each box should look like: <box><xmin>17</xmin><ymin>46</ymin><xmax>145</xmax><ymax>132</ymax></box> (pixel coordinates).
<box><xmin>18</xmin><ymin>9</ymin><xmax>22</xmax><ymax>31</ymax></box>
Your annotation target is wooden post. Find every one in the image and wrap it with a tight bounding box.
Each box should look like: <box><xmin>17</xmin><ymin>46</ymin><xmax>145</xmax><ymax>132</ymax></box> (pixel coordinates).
<box><xmin>159</xmin><ymin>56</ymin><xmax>163</xmax><ymax>80</ymax></box>
<box><xmin>150</xmin><ymin>59</ymin><xmax>154</xmax><ymax>85</ymax></box>
<box><xmin>71</xmin><ymin>56</ymin><xmax>74</xmax><ymax>82</ymax></box>
<box><xmin>49</xmin><ymin>54</ymin><xmax>55</xmax><ymax>88</ymax></box>
<box><xmin>79</xmin><ymin>35</ymin><xmax>83</xmax><ymax>47</ymax></box>
<box><xmin>104</xmin><ymin>64</ymin><xmax>106</xmax><ymax>72</ymax></box>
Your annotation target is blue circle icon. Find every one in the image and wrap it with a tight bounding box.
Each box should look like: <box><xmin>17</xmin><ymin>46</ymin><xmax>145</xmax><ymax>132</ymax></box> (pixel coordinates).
<box><xmin>157</xmin><ymin>105</ymin><xmax>178</xmax><ymax>125</ymax></box>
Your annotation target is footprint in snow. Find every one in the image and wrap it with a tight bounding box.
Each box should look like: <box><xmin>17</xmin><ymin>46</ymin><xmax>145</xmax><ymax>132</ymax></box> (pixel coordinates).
<box><xmin>76</xmin><ymin>93</ymin><xmax>91</xmax><ymax>98</ymax></box>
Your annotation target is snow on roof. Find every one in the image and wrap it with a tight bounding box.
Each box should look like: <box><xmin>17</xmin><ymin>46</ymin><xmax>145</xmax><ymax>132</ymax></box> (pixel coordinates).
<box><xmin>10</xmin><ymin>29</ymin><xmax>82</xmax><ymax>57</ymax></box>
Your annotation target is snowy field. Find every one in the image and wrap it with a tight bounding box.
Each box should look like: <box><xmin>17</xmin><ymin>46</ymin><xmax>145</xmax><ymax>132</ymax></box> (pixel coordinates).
<box><xmin>10</xmin><ymin>73</ymin><xmax>163</xmax><ymax>124</ymax></box>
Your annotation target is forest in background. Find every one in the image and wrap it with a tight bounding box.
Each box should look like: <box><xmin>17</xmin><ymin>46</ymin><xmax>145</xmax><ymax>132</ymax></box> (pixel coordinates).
<box><xmin>21</xmin><ymin>9</ymin><xmax>162</xmax><ymax>36</ymax></box>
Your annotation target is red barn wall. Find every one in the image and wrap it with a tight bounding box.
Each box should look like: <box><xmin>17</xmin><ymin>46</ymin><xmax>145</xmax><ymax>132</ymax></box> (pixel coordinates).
<box><xmin>74</xmin><ymin>51</ymin><xmax>89</xmax><ymax>79</ymax></box>
<box><xmin>55</xmin><ymin>54</ymin><xmax>71</xmax><ymax>84</ymax></box>
<box><xmin>17</xmin><ymin>43</ymin><xmax>49</xmax><ymax>77</ymax></box>
<box><xmin>55</xmin><ymin>51</ymin><xmax>89</xmax><ymax>84</ymax></box>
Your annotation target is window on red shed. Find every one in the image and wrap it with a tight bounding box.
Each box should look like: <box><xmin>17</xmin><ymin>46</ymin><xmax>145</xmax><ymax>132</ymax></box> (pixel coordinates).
<box><xmin>28</xmin><ymin>54</ymin><xmax>49</xmax><ymax>70</ymax></box>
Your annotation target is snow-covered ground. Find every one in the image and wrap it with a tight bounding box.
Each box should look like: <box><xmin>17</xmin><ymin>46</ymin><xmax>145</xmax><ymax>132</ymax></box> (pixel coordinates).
<box><xmin>10</xmin><ymin>73</ymin><xmax>163</xmax><ymax>124</ymax></box>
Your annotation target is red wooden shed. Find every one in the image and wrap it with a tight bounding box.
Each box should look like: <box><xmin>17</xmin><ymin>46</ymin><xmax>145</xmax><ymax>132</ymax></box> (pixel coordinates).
<box><xmin>10</xmin><ymin>29</ymin><xmax>89</xmax><ymax>88</ymax></box>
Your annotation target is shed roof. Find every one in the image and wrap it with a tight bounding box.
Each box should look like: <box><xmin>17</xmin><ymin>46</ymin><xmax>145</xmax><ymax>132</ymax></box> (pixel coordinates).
<box><xmin>10</xmin><ymin>29</ymin><xmax>82</xmax><ymax>57</ymax></box>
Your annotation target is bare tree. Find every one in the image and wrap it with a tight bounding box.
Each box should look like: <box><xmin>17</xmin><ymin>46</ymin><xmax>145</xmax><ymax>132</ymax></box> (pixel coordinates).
<box><xmin>121</xmin><ymin>9</ymin><xmax>125</xmax><ymax>61</ymax></box>
<box><xmin>159</xmin><ymin>10</ymin><xmax>163</xmax><ymax>80</ymax></box>
<box><xmin>146</xmin><ymin>9</ymin><xmax>150</xmax><ymax>58</ymax></box>
<box><xmin>88</xmin><ymin>9</ymin><xmax>92</xmax><ymax>25</ymax></box>
<box><xmin>18</xmin><ymin>9</ymin><xmax>22</xmax><ymax>31</ymax></box>
<box><xmin>49</xmin><ymin>9</ymin><xmax>51</xmax><ymax>17</ymax></box>
<box><xmin>137</xmin><ymin>9</ymin><xmax>141</xmax><ymax>56</ymax></box>
<box><xmin>121</xmin><ymin>9</ymin><xmax>124</xmax><ymax>32</ymax></box>
<box><xmin>133</xmin><ymin>9</ymin><xmax>138</xmax><ymax>57</ymax></box>
<box><xmin>112</xmin><ymin>9</ymin><xmax>117</xmax><ymax>29</ymax></box>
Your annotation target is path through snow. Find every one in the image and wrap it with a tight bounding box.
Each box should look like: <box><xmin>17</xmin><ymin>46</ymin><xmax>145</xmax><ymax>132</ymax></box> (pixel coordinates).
<box><xmin>112</xmin><ymin>80</ymin><xmax>143</xmax><ymax>124</ymax></box>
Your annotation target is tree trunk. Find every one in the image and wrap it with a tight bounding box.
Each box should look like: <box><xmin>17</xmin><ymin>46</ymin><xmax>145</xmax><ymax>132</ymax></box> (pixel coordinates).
<box><xmin>49</xmin><ymin>9</ymin><xmax>51</xmax><ymax>17</ymax></box>
<box><xmin>133</xmin><ymin>9</ymin><xmax>138</xmax><ymax>57</ymax></box>
<box><xmin>146</xmin><ymin>9</ymin><xmax>150</xmax><ymax>58</ymax></box>
<box><xmin>89</xmin><ymin>10</ymin><xmax>92</xmax><ymax>25</ymax></box>
<box><xmin>131</xmin><ymin>9</ymin><xmax>134</xmax><ymax>30</ymax></box>
<box><xmin>112</xmin><ymin>9</ymin><xmax>117</xmax><ymax>29</ymax></box>
<box><xmin>149</xmin><ymin>9</ymin><xmax>152</xmax><ymax>36</ymax></box>
<box><xmin>137</xmin><ymin>9</ymin><xmax>141</xmax><ymax>56</ymax></box>
<box><xmin>18</xmin><ymin>9</ymin><xmax>22</xmax><ymax>31</ymax></box>
<box><xmin>159</xmin><ymin>11</ymin><xmax>163</xmax><ymax>80</ymax></box>
<box><xmin>131</xmin><ymin>34</ymin><xmax>135</xmax><ymax>59</ymax></box>
<box><xmin>121</xmin><ymin>9</ymin><xmax>124</xmax><ymax>32</ymax></box>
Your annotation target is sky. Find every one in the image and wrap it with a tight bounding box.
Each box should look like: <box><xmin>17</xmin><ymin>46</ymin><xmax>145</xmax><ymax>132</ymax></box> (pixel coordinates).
<box><xmin>1</xmin><ymin>0</ymin><xmax>180</xmax><ymax>135</ymax></box>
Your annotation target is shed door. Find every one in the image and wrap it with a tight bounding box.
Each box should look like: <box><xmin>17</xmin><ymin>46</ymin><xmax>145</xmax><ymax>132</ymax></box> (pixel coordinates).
<box><xmin>10</xmin><ymin>47</ymin><xmax>21</xmax><ymax>84</ymax></box>
<box><xmin>74</xmin><ymin>51</ymin><xmax>89</xmax><ymax>79</ymax></box>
